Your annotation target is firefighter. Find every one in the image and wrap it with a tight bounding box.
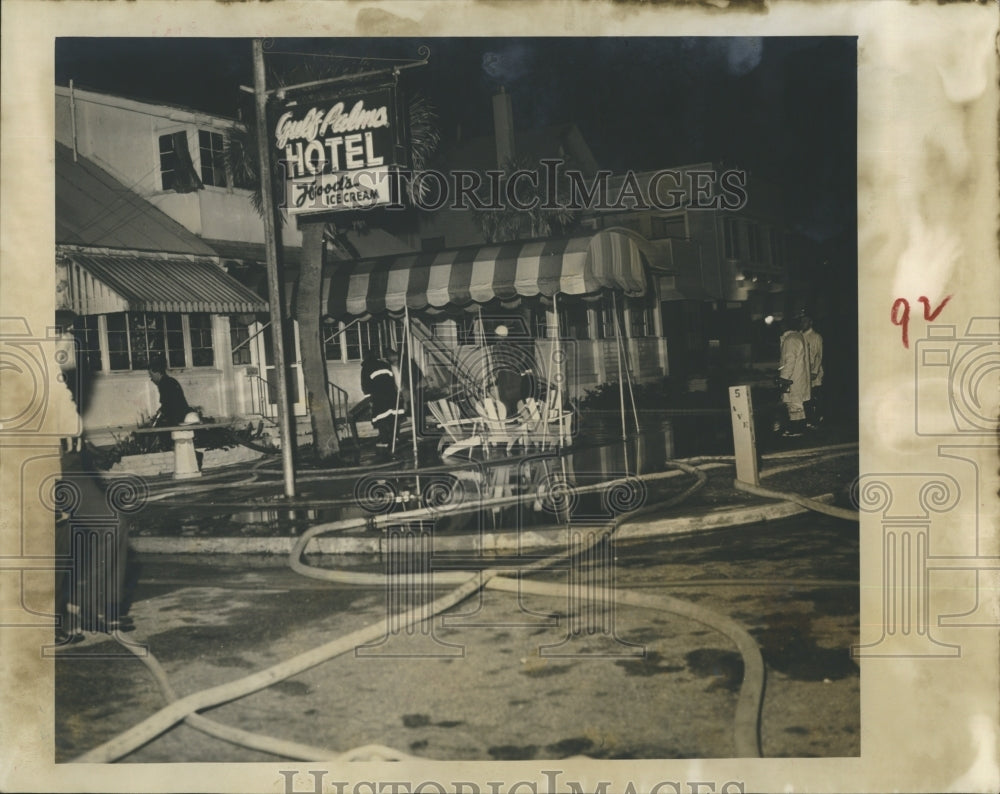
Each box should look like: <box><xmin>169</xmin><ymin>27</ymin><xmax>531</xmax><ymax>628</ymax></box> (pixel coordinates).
<box><xmin>361</xmin><ymin>349</ymin><xmax>405</xmax><ymax>460</ymax></box>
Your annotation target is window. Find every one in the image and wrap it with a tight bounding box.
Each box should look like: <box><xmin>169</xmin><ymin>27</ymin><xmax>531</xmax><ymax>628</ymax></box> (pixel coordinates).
<box><xmin>103</xmin><ymin>312</ymin><xmax>213</xmax><ymax>371</ymax></box>
<box><xmin>70</xmin><ymin>315</ymin><xmax>102</xmax><ymax>372</ymax></box>
<box><xmin>723</xmin><ymin>218</ymin><xmax>741</xmax><ymax>259</ymax></box>
<box><xmin>531</xmin><ymin>305</ymin><xmax>578</xmax><ymax>340</ymax></box>
<box><xmin>159</xmin><ymin>134</ymin><xmax>180</xmax><ymax>192</ymax></box>
<box><xmin>558</xmin><ymin>302</ymin><xmax>591</xmax><ymax>341</ymax></box>
<box><xmin>323</xmin><ymin>322</ymin><xmax>344</xmax><ymax>361</ymax></box>
<box><xmin>108</xmin><ymin>312</ymin><xmax>168</xmax><ymax>371</ymax></box>
<box><xmin>106</xmin><ymin>313</ymin><xmax>130</xmax><ymax>371</ymax></box>
<box><xmin>230</xmin><ymin>321</ymin><xmax>252</xmax><ymax>366</ymax></box>
<box><xmin>324</xmin><ymin>318</ymin><xmax>401</xmax><ymax>361</ymax></box>
<box><xmin>596</xmin><ymin>295</ymin><xmax>652</xmax><ymax>339</ymax></box>
<box><xmin>344</xmin><ymin>325</ymin><xmax>363</xmax><ymax>361</ymax></box>
<box><xmin>597</xmin><ymin>296</ymin><xmax>626</xmax><ymax>340</ymax></box>
<box><xmin>431</xmin><ymin>320</ymin><xmax>456</xmax><ymax>344</ymax></box>
<box><xmin>158</xmin><ymin>132</ymin><xmax>202</xmax><ymax>192</ymax></box>
<box><xmin>532</xmin><ymin>306</ymin><xmax>550</xmax><ymax>339</ymax></box>
<box><xmin>165</xmin><ymin>313</ymin><xmax>186</xmax><ymax>368</ymax></box>
<box><xmin>455</xmin><ymin>314</ymin><xmax>534</xmax><ymax>346</ymax></box>
<box><xmin>323</xmin><ymin>323</ymin><xmax>358</xmax><ymax>361</ymax></box>
<box><xmin>189</xmin><ymin>314</ymin><xmax>214</xmax><ymax>366</ymax></box>
<box><xmin>129</xmin><ymin>312</ymin><xmax>168</xmax><ymax>370</ymax></box>
<box><xmin>627</xmin><ymin>297</ymin><xmax>653</xmax><ymax>338</ymax></box>
<box><xmin>598</xmin><ymin>302</ymin><xmax>615</xmax><ymax>339</ymax></box>
<box><xmin>198</xmin><ymin>130</ymin><xmax>228</xmax><ymax>188</ymax></box>
<box><xmin>386</xmin><ymin>318</ymin><xmax>404</xmax><ymax>350</ymax></box>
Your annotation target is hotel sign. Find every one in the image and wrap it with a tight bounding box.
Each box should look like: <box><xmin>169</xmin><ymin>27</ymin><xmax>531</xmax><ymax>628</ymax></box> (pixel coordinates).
<box><xmin>274</xmin><ymin>81</ymin><xmax>408</xmax><ymax>216</ymax></box>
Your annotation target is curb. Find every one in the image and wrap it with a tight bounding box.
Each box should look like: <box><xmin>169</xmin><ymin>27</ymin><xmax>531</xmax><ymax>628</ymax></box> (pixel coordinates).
<box><xmin>130</xmin><ymin>495</ymin><xmax>832</xmax><ymax>556</ymax></box>
<box><xmin>614</xmin><ymin>494</ymin><xmax>833</xmax><ymax>542</ymax></box>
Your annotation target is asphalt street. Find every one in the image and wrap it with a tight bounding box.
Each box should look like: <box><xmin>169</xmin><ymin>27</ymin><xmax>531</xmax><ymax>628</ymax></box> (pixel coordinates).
<box><xmin>54</xmin><ymin>443</ymin><xmax>860</xmax><ymax>763</ymax></box>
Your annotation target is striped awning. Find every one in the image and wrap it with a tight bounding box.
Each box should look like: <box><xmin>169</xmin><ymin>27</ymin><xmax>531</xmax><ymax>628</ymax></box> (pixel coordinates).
<box><xmin>61</xmin><ymin>253</ymin><xmax>269</xmax><ymax>315</ymax></box>
<box><xmin>325</xmin><ymin>229</ymin><xmax>654</xmax><ymax>318</ymax></box>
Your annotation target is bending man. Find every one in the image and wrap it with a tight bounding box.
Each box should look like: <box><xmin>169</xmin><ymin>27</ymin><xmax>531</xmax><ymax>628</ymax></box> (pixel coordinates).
<box><xmin>148</xmin><ymin>355</ymin><xmax>193</xmax><ymax>428</ymax></box>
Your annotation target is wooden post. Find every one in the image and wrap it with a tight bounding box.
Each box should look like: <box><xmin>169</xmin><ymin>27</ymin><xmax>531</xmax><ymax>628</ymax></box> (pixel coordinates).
<box><xmin>729</xmin><ymin>385</ymin><xmax>759</xmax><ymax>485</ymax></box>
<box><xmin>253</xmin><ymin>39</ymin><xmax>296</xmax><ymax>497</ymax></box>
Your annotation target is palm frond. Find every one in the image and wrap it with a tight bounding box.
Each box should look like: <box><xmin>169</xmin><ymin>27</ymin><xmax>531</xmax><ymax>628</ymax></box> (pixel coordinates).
<box><xmin>474</xmin><ymin>153</ymin><xmax>579</xmax><ymax>243</ymax></box>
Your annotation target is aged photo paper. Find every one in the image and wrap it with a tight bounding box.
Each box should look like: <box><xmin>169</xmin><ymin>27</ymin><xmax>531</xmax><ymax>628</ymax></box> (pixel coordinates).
<box><xmin>1</xmin><ymin>1</ymin><xmax>998</xmax><ymax>792</ymax></box>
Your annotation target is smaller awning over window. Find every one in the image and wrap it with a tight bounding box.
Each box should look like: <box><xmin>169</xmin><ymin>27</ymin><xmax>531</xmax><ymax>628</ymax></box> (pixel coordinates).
<box><xmin>61</xmin><ymin>253</ymin><xmax>268</xmax><ymax>315</ymax></box>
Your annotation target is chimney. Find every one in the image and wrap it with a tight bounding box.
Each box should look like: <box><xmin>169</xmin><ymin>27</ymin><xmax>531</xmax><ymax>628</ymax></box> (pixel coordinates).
<box><xmin>493</xmin><ymin>87</ymin><xmax>515</xmax><ymax>169</ymax></box>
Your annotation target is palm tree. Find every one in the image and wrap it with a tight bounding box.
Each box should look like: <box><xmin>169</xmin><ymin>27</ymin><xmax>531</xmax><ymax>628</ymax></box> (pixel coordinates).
<box><xmin>226</xmin><ymin>57</ymin><xmax>439</xmax><ymax>462</ymax></box>
<box><xmin>476</xmin><ymin>153</ymin><xmax>577</xmax><ymax>244</ymax></box>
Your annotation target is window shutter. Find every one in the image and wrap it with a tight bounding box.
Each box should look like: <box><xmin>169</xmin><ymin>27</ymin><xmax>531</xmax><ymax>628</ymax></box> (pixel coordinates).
<box><xmin>171</xmin><ymin>131</ymin><xmax>204</xmax><ymax>193</ymax></box>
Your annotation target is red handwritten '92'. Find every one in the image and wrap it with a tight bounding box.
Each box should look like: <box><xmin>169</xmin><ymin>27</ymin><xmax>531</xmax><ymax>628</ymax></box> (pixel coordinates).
<box><xmin>891</xmin><ymin>295</ymin><xmax>952</xmax><ymax>348</ymax></box>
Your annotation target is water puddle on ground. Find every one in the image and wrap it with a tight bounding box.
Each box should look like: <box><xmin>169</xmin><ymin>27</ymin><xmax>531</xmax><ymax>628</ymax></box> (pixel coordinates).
<box><xmin>139</xmin><ymin>419</ymin><xmax>730</xmax><ymax>539</ymax></box>
<box><xmin>750</xmin><ymin>612</ymin><xmax>859</xmax><ymax>681</ymax></box>
<box><xmin>684</xmin><ymin>648</ymin><xmax>745</xmax><ymax>692</ymax></box>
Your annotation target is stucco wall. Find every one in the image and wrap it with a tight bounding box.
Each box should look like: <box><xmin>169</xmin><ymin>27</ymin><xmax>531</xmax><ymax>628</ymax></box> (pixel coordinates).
<box><xmin>82</xmin><ymin>367</ymin><xmax>229</xmax><ymax>431</ymax></box>
<box><xmin>55</xmin><ymin>88</ymin><xmax>304</xmax><ymax>249</ymax></box>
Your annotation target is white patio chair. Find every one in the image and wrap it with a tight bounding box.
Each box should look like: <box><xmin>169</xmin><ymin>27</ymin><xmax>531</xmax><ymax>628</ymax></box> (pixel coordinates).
<box><xmin>471</xmin><ymin>396</ymin><xmax>524</xmax><ymax>456</ymax></box>
<box><xmin>427</xmin><ymin>398</ymin><xmax>482</xmax><ymax>459</ymax></box>
<box><xmin>518</xmin><ymin>389</ymin><xmax>574</xmax><ymax>450</ymax></box>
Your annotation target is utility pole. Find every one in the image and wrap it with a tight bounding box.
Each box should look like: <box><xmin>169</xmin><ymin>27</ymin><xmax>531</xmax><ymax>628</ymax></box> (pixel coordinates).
<box><xmin>253</xmin><ymin>39</ymin><xmax>296</xmax><ymax>497</ymax></box>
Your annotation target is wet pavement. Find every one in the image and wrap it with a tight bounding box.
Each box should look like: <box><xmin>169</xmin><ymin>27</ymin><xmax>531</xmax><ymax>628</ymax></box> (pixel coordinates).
<box><xmin>55</xmin><ymin>408</ymin><xmax>860</xmax><ymax>763</ymax></box>
<box><xmin>124</xmin><ymin>411</ymin><xmax>857</xmax><ymax>542</ymax></box>
<box><xmin>54</xmin><ymin>425</ymin><xmax>860</xmax><ymax>763</ymax></box>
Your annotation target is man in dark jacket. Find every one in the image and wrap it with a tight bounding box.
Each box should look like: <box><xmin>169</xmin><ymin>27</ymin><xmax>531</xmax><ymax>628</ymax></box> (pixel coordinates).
<box><xmin>148</xmin><ymin>356</ymin><xmax>191</xmax><ymax>427</ymax></box>
<box><xmin>361</xmin><ymin>349</ymin><xmax>404</xmax><ymax>460</ymax></box>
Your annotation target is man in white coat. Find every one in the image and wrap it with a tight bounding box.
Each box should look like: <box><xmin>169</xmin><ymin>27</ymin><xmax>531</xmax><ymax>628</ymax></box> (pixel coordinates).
<box><xmin>800</xmin><ymin>312</ymin><xmax>824</xmax><ymax>427</ymax></box>
<box><xmin>778</xmin><ymin>317</ymin><xmax>811</xmax><ymax>437</ymax></box>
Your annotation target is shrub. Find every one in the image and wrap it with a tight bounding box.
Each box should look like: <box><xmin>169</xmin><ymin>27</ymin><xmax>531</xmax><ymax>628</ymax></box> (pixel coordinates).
<box><xmin>93</xmin><ymin>412</ymin><xmax>273</xmax><ymax>470</ymax></box>
<box><xmin>575</xmin><ymin>377</ymin><xmax>686</xmax><ymax>414</ymax></box>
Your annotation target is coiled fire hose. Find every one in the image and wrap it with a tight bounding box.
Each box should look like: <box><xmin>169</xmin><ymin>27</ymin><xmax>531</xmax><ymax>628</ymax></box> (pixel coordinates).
<box><xmin>76</xmin><ymin>449</ymin><xmax>858</xmax><ymax>763</ymax></box>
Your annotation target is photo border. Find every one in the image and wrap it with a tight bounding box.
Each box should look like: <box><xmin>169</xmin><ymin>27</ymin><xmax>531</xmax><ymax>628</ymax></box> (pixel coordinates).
<box><xmin>1</xmin><ymin>1</ymin><xmax>997</xmax><ymax>792</ymax></box>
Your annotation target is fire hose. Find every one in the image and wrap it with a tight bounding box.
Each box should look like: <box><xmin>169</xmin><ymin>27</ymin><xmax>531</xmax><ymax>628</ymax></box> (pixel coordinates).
<box><xmin>74</xmin><ymin>449</ymin><xmax>859</xmax><ymax>763</ymax></box>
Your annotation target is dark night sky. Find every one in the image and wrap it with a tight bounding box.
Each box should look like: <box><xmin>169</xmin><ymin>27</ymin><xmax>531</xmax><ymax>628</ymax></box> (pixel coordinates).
<box><xmin>55</xmin><ymin>36</ymin><xmax>856</xmax><ymax>241</ymax></box>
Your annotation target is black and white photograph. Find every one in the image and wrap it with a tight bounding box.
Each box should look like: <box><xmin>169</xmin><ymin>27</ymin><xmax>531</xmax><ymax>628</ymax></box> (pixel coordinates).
<box><xmin>1</xmin><ymin>2</ymin><xmax>998</xmax><ymax>793</ymax></box>
<box><xmin>47</xmin><ymin>34</ymin><xmax>860</xmax><ymax>763</ymax></box>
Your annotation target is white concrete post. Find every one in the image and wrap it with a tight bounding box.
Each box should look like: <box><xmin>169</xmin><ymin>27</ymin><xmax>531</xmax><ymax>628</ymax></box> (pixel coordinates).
<box><xmin>171</xmin><ymin>429</ymin><xmax>201</xmax><ymax>479</ymax></box>
<box><xmin>728</xmin><ymin>385</ymin><xmax>759</xmax><ymax>485</ymax></box>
